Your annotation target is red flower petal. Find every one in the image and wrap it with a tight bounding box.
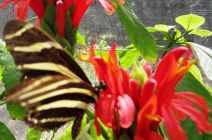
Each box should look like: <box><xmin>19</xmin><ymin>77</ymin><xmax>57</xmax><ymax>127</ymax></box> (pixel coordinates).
<box><xmin>117</xmin><ymin>94</ymin><xmax>135</xmax><ymax>128</ymax></box>
<box><xmin>29</xmin><ymin>0</ymin><xmax>45</xmax><ymax>19</ymax></box>
<box><xmin>161</xmin><ymin>105</ymin><xmax>187</xmax><ymax>140</ymax></box>
<box><xmin>95</xmin><ymin>93</ymin><xmax>116</xmax><ymax>127</ymax></box>
<box><xmin>56</xmin><ymin>0</ymin><xmax>65</xmax><ymax>36</ymax></box>
<box><xmin>71</xmin><ymin>0</ymin><xmax>93</xmax><ymax>27</ymax></box>
<box><xmin>171</xmin><ymin>100</ymin><xmax>212</xmax><ymax>134</ymax></box>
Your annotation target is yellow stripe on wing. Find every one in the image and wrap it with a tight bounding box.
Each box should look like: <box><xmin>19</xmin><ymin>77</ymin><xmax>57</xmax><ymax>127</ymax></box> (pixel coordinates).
<box><xmin>5</xmin><ymin>76</ymin><xmax>54</xmax><ymax>101</ymax></box>
<box><xmin>18</xmin><ymin>63</ymin><xmax>81</xmax><ymax>80</ymax></box>
<box><xmin>23</xmin><ymin>88</ymin><xmax>94</xmax><ymax>106</ymax></box>
<box><xmin>36</xmin><ymin>100</ymin><xmax>88</xmax><ymax>111</ymax></box>
<box><xmin>5</xmin><ymin>23</ymin><xmax>34</xmax><ymax>40</ymax></box>
<box><xmin>17</xmin><ymin>79</ymin><xmax>80</xmax><ymax>100</ymax></box>
<box><xmin>14</xmin><ymin>42</ymin><xmax>62</xmax><ymax>52</ymax></box>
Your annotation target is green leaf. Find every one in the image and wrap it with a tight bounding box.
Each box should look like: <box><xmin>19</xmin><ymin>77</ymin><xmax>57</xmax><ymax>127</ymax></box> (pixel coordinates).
<box><xmin>176</xmin><ymin>72</ymin><xmax>212</xmax><ymax>121</ymax></box>
<box><xmin>189</xmin><ymin>42</ymin><xmax>212</xmax><ymax>80</ymax></box>
<box><xmin>57</xmin><ymin>123</ymin><xmax>73</xmax><ymax>140</ymax></box>
<box><xmin>0</xmin><ymin>44</ymin><xmax>21</xmax><ymax>96</ymax></box>
<box><xmin>41</xmin><ymin>4</ymin><xmax>56</xmax><ymax>36</ymax></box>
<box><xmin>76</xmin><ymin>121</ymin><xmax>93</xmax><ymax>140</ymax></box>
<box><xmin>26</xmin><ymin>128</ymin><xmax>42</xmax><ymax>140</ymax></box>
<box><xmin>189</xmin><ymin>29</ymin><xmax>212</xmax><ymax>37</ymax></box>
<box><xmin>89</xmin><ymin>121</ymin><xmax>105</xmax><ymax>140</ymax></box>
<box><xmin>146</xmin><ymin>27</ymin><xmax>158</xmax><ymax>33</ymax></box>
<box><xmin>189</xmin><ymin>65</ymin><xmax>203</xmax><ymax>83</ymax></box>
<box><xmin>117</xmin><ymin>5</ymin><xmax>157</xmax><ymax>62</ymax></box>
<box><xmin>181</xmin><ymin>119</ymin><xmax>202</xmax><ymax>140</ymax></box>
<box><xmin>176</xmin><ymin>72</ymin><xmax>212</xmax><ymax>139</ymax></box>
<box><xmin>76</xmin><ymin>32</ymin><xmax>87</xmax><ymax>46</ymax></box>
<box><xmin>176</xmin><ymin>14</ymin><xmax>205</xmax><ymax>31</ymax></box>
<box><xmin>6</xmin><ymin>103</ymin><xmax>26</xmax><ymax>120</ymax></box>
<box><xmin>154</xmin><ymin>24</ymin><xmax>169</xmax><ymax>33</ymax></box>
<box><xmin>0</xmin><ymin>121</ymin><xmax>16</xmax><ymax>140</ymax></box>
<box><xmin>120</xmin><ymin>45</ymin><xmax>141</xmax><ymax>68</ymax></box>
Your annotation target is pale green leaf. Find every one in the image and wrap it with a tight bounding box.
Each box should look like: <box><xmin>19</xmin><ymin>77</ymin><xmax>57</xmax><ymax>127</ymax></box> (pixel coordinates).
<box><xmin>146</xmin><ymin>27</ymin><xmax>158</xmax><ymax>33</ymax></box>
<box><xmin>120</xmin><ymin>48</ymin><xmax>140</xmax><ymax>68</ymax></box>
<box><xmin>26</xmin><ymin>128</ymin><xmax>42</xmax><ymax>140</ymax></box>
<box><xmin>76</xmin><ymin>121</ymin><xmax>93</xmax><ymax>140</ymax></box>
<box><xmin>57</xmin><ymin>123</ymin><xmax>73</xmax><ymax>140</ymax></box>
<box><xmin>189</xmin><ymin>29</ymin><xmax>212</xmax><ymax>37</ymax></box>
<box><xmin>189</xmin><ymin>65</ymin><xmax>203</xmax><ymax>83</ymax></box>
<box><xmin>176</xmin><ymin>14</ymin><xmax>205</xmax><ymax>31</ymax></box>
<box><xmin>189</xmin><ymin>42</ymin><xmax>212</xmax><ymax>80</ymax></box>
<box><xmin>76</xmin><ymin>32</ymin><xmax>87</xmax><ymax>46</ymax></box>
<box><xmin>154</xmin><ymin>24</ymin><xmax>169</xmax><ymax>32</ymax></box>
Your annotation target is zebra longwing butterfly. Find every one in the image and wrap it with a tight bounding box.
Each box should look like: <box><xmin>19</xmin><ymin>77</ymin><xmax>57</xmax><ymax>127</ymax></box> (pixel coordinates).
<box><xmin>3</xmin><ymin>20</ymin><xmax>98</xmax><ymax>139</ymax></box>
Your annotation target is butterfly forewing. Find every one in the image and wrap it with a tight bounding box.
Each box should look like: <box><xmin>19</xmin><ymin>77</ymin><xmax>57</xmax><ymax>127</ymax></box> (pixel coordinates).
<box><xmin>3</xmin><ymin>20</ymin><xmax>96</xmax><ymax>138</ymax></box>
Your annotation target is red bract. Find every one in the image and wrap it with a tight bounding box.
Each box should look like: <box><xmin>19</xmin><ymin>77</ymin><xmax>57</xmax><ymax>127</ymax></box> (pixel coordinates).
<box><xmin>48</xmin><ymin>0</ymin><xmax>93</xmax><ymax>36</ymax></box>
<box><xmin>0</xmin><ymin>0</ymin><xmax>93</xmax><ymax>37</ymax></box>
<box><xmin>135</xmin><ymin>46</ymin><xmax>212</xmax><ymax>140</ymax></box>
<box><xmin>98</xmin><ymin>0</ymin><xmax>125</xmax><ymax>14</ymax></box>
<box><xmin>0</xmin><ymin>0</ymin><xmax>45</xmax><ymax>21</ymax></box>
<box><xmin>84</xmin><ymin>44</ymin><xmax>141</xmax><ymax>135</ymax></box>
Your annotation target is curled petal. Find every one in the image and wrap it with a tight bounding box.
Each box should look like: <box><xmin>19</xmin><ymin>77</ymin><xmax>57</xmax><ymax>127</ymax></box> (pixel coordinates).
<box><xmin>140</xmin><ymin>78</ymin><xmax>157</xmax><ymax>107</ymax></box>
<box><xmin>117</xmin><ymin>94</ymin><xmax>135</xmax><ymax>128</ymax></box>
<box><xmin>171</xmin><ymin>100</ymin><xmax>212</xmax><ymax>134</ymax></box>
<box><xmin>175</xmin><ymin>92</ymin><xmax>209</xmax><ymax>116</ymax></box>
<box><xmin>161</xmin><ymin>105</ymin><xmax>187</xmax><ymax>140</ymax></box>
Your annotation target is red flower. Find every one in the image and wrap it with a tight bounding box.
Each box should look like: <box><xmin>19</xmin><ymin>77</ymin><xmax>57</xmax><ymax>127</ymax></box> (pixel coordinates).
<box><xmin>83</xmin><ymin>44</ymin><xmax>141</xmax><ymax>135</ymax></box>
<box><xmin>0</xmin><ymin>0</ymin><xmax>45</xmax><ymax>21</ymax></box>
<box><xmin>48</xmin><ymin>0</ymin><xmax>93</xmax><ymax>36</ymax></box>
<box><xmin>97</xmin><ymin>0</ymin><xmax>125</xmax><ymax>14</ymax></box>
<box><xmin>0</xmin><ymin>0</ymin><xmax>93</xmax><ymax>37</ymax></box>
<box><xmin>135</xmin><ymin>46</ymin><xmax>212</xmax><ymax>140</ymax></box>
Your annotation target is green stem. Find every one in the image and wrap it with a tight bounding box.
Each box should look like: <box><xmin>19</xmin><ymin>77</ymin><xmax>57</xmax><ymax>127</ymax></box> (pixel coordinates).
<box><xmin>86</xmin><ymin>107</ymin><xmax>110</xmax><ymax>140</ymax></box>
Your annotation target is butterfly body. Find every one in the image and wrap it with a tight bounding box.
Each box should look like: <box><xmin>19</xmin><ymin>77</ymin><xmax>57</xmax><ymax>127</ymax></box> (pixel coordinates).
<box><xmin>3</xmin><ymin>20</ymin><xmax>97</xmax><ymax>139</ymax></box>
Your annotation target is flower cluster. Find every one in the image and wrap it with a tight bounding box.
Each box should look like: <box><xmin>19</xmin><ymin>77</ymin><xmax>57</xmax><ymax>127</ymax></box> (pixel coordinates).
<box><xmin>0</xmin><ymin>0</ymin><xmax>124</xmax><ymax>36</ymax></box>
<box><xmin>1</xmin><ymin>0</ymin><xmax>212</xmax><ymax>140</ymax></box>
<box><xmin>85</xmin><ymin>45</ymin><xmax>212</xmax><ymax>140</ymax></box>
<box><xmin>0</xmin><ymin>0</ymin><xmax>93</xmax><ymax>37</ymax></box>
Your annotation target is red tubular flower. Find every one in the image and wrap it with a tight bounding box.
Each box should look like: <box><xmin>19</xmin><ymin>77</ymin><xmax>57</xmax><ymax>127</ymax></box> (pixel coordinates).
<box><xmin>29</xmin><ymin>0</ymin><xmax>45</xmax><ymax>19</ymax></box>
<box><xmin>47</xmin><ymin>0</ymin><xmax>93</xmax><ymax>36</ymax></box>
<box><xmin>0</xmin><ymin>0</ymin><xmax>45</xmax><ymax>21</ymax></box>
<box><xmin>135</xmin><ymin>46</ymin><xmax>212</xmax><ymax>140</ymax></box>
<box><xmin>84</xmin><ymin>44</ymin><xmax>141</xmax><ymax>135</ymax></box>
<box><xmin>135</xmin><ymin>79</ymin><xmax>164</xmax><ymax>140</ymax></box>
<box><xmin>97</xmin><ymin>0</ymin><xmax>125</xmax><ymax>14</ymax></box>
<box><xmin>71</xmin><ymin>0</ymin><xmax>93</xmax><ymax>27</ymax></box>
<box><xmin>0</xmin><ymin>0</ymin><xmax>31</xmax><ymax>20</ymax></box>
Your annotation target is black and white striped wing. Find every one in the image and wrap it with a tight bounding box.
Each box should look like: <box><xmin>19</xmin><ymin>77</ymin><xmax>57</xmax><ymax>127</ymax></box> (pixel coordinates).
<box><xmin>3</xmin><ymin>20</ymin><xmax>96</xmax><ymax>138</ymax></box>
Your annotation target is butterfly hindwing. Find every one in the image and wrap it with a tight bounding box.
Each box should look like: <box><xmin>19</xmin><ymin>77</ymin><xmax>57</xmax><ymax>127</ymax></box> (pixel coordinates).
<box><xmin>3</xmin><ymin>20</ymin><xmax>96</xmax><ymax>138</ymax></box>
